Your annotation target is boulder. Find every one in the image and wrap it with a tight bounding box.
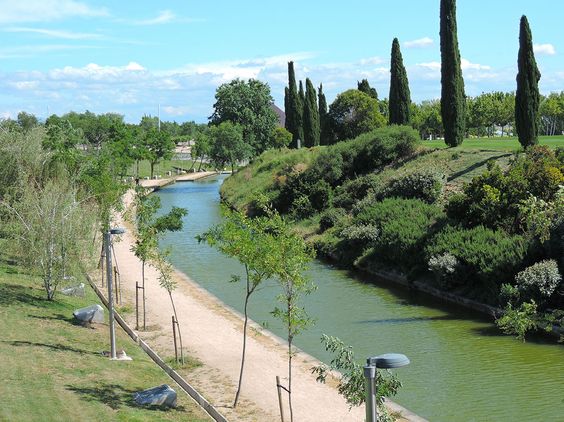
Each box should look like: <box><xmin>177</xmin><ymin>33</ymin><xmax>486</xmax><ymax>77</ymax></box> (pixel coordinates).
<box><xmin>133</xmin><ymin>384</ymin><xmax>177</xmax><ymax>408</ymax></box>
<box><xmin>73</xmin><ymin>304</ymin><xmax>104</xmax><ymax>324</ymax></box>
<box><xmin>61</xmin><ymin>283</ymin><xmax>85</xmax><ymax>297</ymax></box>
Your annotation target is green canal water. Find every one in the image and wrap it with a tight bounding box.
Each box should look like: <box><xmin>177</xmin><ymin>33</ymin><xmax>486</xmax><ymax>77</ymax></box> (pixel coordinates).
<box><xmin>156</xmin><ymin>175</ymin><xmax>564</xmax><ymax>421</ymax></box>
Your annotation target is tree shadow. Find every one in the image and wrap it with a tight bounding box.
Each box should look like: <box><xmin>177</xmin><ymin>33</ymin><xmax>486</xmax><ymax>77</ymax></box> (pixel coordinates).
<box><xmin>356</xmin><ymin>315</ymin><xmax>458</xmax><ymax>325</ymax></box>
<box><xmin>66</xmin><ymin>383</ymin><xmax>186</xmax><ymax>412</ymax></box>
<box><xmin>4</xmin><ymin>340</ymin><xmax>99</xmax><ymax>356</ymax></box>
<box><xmin>0</xmin><ymin>283</ymin><xmax>44</xmax><ymax>307</ymax></box>
<box><xmin>447</xmin><ymin>153</ymin><xmax>512</xmax><ymax>182</ymax></box>
<box><xmin>28</xmin><ymin>313</ymin><xmax>84</xmax><ymax>327</ymax></box>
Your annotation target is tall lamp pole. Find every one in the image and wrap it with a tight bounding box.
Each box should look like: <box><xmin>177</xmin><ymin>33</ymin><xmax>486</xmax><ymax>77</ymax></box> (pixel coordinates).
<box><xmin>364</xmin><ymin>353</ymin><xmax>410</xmax><ymax>422</ymax></box>
<box><xmin>104</xmin><ymin>227</ymin><xmax>125</xmax><ymax>359</ymax></box>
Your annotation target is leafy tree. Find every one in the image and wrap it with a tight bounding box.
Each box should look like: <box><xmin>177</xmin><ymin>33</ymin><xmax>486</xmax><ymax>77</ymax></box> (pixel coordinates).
<box><xmin>496</xmin><ymin>300</ymin><xmax>538</xmax><ymax>342</ymax></box>
<box><xmin>312</xmin><ymin>335</ymin><xmax>401</xmax><ymax>419</ymax></box>
<box><xmin>285</xmin><ymin>62</ymin><xmax>304</xmax><ymax>147</ymax></box>
<box><xmin>540</xmin><ymin>92</ymin><xmax>564</xmax><ymax>136</ymax></box>
<box><xmin>131</xmin><ymin>187</ymin><xmax>187</xmax><ymax>329</ymax></box>
<box><xmin>210</xmin><ymin>78</ymin><xmax>278</xmax><ymax>155</ymax></box>
<box><xmin>269</xmin><ymin>211</ymin><xmax>315</xmax><ymax>422</ymax></box>
<box><xmin>389</xmin><ymin>38</ymin><xmax>411</xmax><ymax>125</ymax></box>
<box><xmin>412</xmin><ymin>100</ymin><xmax>442</xmax><ymax>139</ymax></box>
<box><xmin>328</xmin><ymin>89</ymin><xmax>386</xmax><ymax>142</ymax></box>
<box><xmin>17</xmin><ymin>111</ymin><xmax>39</xmax><ymax>132</ymax></box>
<box><xmin>303</xmin><ymin>78</ymin><xmax>320</xmax><ymax>147</ymax></box>
<box><xmin>318</xmin><ymin>83</ymin><xmax>330</xmax><ymax>144</ymax></box>
<box><xmin>440</xmin><ymin>0</ymin><xmax>466</xmax><ymax>146</ymax></box>
<box><xmin>200</xmin><ymin>208</ymin><xmax>281</xmax><ymax>408</ymax></box>
<box><xmin>357</xmin><ymin>79</ymin><xmax>378</xmax><ymax>100</ymax></box>
<box><xmin>143</xmin><ymin>127</ymin><xmax>175</xmax><ymax>178</ymax></box>
<box><xmin>191</xmin><ymin>129</ymin><xmax>211</xmax><ymax>171</ymax></box>
<box><xmin>515</xmin><ymin>15</ymin><xmax>541</xmax><ymax>148</ymax></box>
<box><xmin>271</xmin><ymin>126</ymin><xmax>292</xmax><ymax>149</ymax></box>
<box><xmin>43</xmin><ymin>119</ymin><xmax>84</xmax><ymax>174</ymax></box>
<box><xmin>208</xmin><ymin>121</ymin><xmax>251</xmax><ymax>172</ymax></box>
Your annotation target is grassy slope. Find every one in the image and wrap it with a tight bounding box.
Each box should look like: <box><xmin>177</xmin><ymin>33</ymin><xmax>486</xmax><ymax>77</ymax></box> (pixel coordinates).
<box><xmin>423</xmin><ymin>135</ymin><xmax>564</xmax><ymax>150</ymax></box>
<box><xmin>0</xmin><ymin>256</ymin><xmax>209</xmax><ymax>422</ymax></box>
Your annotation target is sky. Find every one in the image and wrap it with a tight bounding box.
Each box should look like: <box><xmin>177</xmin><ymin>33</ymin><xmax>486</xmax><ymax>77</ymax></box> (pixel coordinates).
<box><xmin>0</xmin><ymin>0</ymin><xmax>562</xmax><ymax>123</ymax></box>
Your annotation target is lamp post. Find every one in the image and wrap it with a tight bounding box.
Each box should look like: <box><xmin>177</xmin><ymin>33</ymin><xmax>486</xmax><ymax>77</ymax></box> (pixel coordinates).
<box><xmin>364</xmin><ymin>353</ymin><xmax>410</xmax><ymax>422</ymax></box>
<box><xmin>104</xmin><ymin>227</ymin><xmax>125</xmax><ymax>359</ymax></box>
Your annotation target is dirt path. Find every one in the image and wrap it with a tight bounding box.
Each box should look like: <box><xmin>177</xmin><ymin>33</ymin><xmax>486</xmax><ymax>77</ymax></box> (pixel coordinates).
<box><xmin>102</xmin><ymin>180</ymin><xmax>418</xmax><ymax>421</ymax></box>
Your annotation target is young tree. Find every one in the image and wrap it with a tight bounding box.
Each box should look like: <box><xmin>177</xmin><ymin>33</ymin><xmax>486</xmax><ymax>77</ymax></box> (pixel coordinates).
<box><xmin>318</xmin><ymin>83</ymin><xmax>330</xmax><ymax>145</ymax></box>
<box><xmin>389</xmin><ymin>38</ymin><xmax>412</xmax><ymax>125</ymax></box>
<box><xmin>131</xmin><ymin>187</ymin><xmax>187</xmax><ymax>329</ymax></box>
<box><xmin>285</xmin><ymin>62</ymin><xmax>304</xmax><ymax>147</ymax></box>
<box><xmin>210</xmin><ymin>78</ymin><xmax>278</xmax><ymax>155</ymax></box>
<box><xmin>191</xmin><ymin>129</ymin><xmax>211</xmax><ymax>171</ymax></box>
<box><xmin>357</xmin><ymin>79</ymin><xmax>378</xmax><ymax>100</ymax></box>
<box><xmin>269</xmin><ymin>211</ymin><xmax>315</xmax><ymax>422</ymax></box>
<box><xmin>515</xmin><ymin>15</ymin><xmax>541</xmax><ymax>148</ymax></box>
<box><xmin>144</xmin><ymin>127</ymin><xmax>175</xmax><ymax>178</ymax></box>
<box><xmin>200</xmin><ymin>208</ymin><xmax>280</xmax><ymax>408</ymax></box>
<box><xmin>440</xmin><ymin>0</ymin><xmax>466</xmax><ymax>146</ymax></box>
<box><xmin>303</xmin><ymin>78</ymin><xmax>320</xmax><ymax>147</ymax></box>
<box><xmin>208</xmin><ymin>121</ymin><xmax>251</xmax><ymax>172</ymax></box>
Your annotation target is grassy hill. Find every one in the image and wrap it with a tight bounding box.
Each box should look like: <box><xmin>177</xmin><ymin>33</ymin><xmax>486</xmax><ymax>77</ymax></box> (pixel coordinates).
<box><xmin>0</xmin><ymin>250</ymin><xmax>209</xmax><ymax>422</ymax></box>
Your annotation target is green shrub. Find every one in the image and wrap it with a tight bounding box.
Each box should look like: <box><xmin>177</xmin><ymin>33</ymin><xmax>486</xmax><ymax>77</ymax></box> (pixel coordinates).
<box><xmin>291</xmin><ymin>194</ymin><xmax>313</xmax><ymax>219</ymax></box>
<box><xmin>384</xmin><ymin>171</ymin><xmax>444</xmax><ymax>203</ymax></box>
<box><xmin>428</xmin><ymin>253</ymin><xmax>459</xmax><ymax>288</ymax></box>
<box><xmin>515</xmin><ymin>259</ymin><xmax>562</xmax><ymax>304</ymax></box>
<box><xmin>496</xmin><ymin>301</ymin><xmax>538</xmax><ymax>342</ymax></box>
<box><xmin>332</xmin><ymin>174</ymin><xmax>383</xmax><ymax>210</ymax></box>
<box><xmin>425</xmin><ymin>225</ymin><xmax>527</xmax><ymax>299</ymax></box>
<box><xmin>354</xmin><ymin>198</ymin><xmax>444</xmax><ymax>269</ymax></box>
<box><xmin>319</xmin><ymin>208</ymin><xmax>347</xmax><ymax>232</ymax></box>
<box><xmin>309</xmin><ymin>179</ymin><xmax>333</xmax><ymax>212</ymax></box>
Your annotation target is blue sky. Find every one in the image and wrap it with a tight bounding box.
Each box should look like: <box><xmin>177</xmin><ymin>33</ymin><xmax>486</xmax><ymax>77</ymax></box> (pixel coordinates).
<box><xmin>0</xmin><ymin>0</ymin><xmax>562</xmax><ymax>123</ymax></box>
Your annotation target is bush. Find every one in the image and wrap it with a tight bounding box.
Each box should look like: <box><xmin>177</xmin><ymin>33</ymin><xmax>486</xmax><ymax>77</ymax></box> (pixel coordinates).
<box><xmin>354</xmin><ymin>198</ymin><xmax>444</xmax><ymax>269</ymax></box>
<box><xmin>496</xmin><ymin>301</ymin><xmax>538</xmax><ymax>342</ymax></box>
<box><xmin>332</xmin><ymin>174</ymin><xmax>383</xmax><ymax>210</ymax></box>
<box><xmin>428</xmin><ymin>253</ymin><xmax>459</xmax><ymax>288</ymax></box>
<box><xmin>291</xmin><ymin>194</ymin><xmax>313</xmax><ymax>219</ymax></box>
<box><xmin>309</xmin><ymin>179</ymin><xmax>333</xmax><ymax>212</ymax></box>
<box><xmin>425</xmin><ymin>225</ymin><xmax>527</xmax><ymax>300</ymax></box>
<box><xmin>515</xmin><ymin>260</ymin><xmax>562</xmax><ymax>304</ymax></box>
<box><xmin>319</xmin><ymin>208</ymin><xmax>346</xmax><ymax>232</ymax></box>
<box><xmin>384</xmin><ymin>171</ymin><xmax>444</xmax><ymax>203</ymax></box>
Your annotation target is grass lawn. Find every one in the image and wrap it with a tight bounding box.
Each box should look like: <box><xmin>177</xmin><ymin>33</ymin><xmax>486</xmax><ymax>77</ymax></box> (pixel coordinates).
<box><xmin>0</xmin><ymin>255</ymin><xmax>209</xmax><ymax>422</ymax></box>
<box><xmin>127</xmin><ymin>159</ymin><xmax>212</xmax><ymax>179</ymax></box>
<box><xmin>422</xmin><ymin>135</ymin><xmax>564</xmax><ymax>151</ymax></box>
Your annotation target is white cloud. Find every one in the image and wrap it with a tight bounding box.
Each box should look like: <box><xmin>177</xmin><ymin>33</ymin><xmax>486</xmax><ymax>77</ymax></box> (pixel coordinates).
<box><xmin>9</xmin><ymin>81</ymin><xmax>40</xmax><ymax>90</ymax></box>
<box><xmin>163</xmin><ymin>105</ymin><xmax>192</xmax><ymax>116</ymax></box>
<box><xmin>0</xmin><ymin>0</ymin><xmax>108</xmax><ymax>23</ymax></box>
<box><xmin>460</xmin><ymin>58</ymin><xmax>491</xmax><ymax>71</ymax></box>
<box><xmin>50</xmin><ymin>62</ymin><xmax>146</xmax><ymax>80</ymax></box>
<box><xmin>405</xmin><ymin>37</ymin><xmax>433</xmax><ymax>48</ymax></box>
<box><xmin>5</xmin><ymin>27</ymin><xmax>103</xmax><ymax>40</ymax></box>
<box><xmin>534</xmin><ymin>43</ymin><xmax>556</xmax><ymax>56</ymax></box>
<box><xmin>135</xmin><ymin>10</ymin><xmax>176</xmax><ymax>25</ymax></box>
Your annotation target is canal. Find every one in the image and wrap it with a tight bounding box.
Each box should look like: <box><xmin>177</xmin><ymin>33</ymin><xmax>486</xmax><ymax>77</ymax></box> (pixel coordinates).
<box><xmin>156</xmin><ymin>175</ymin><xmax>564</xmax><ymax>421</ymax></box>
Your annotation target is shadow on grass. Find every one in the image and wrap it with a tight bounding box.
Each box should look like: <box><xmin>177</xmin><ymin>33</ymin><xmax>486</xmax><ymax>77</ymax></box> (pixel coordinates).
<box><xmin>0</xmin><ymin>283</ymin><xmax>44</xmax><ymax>307</ymax></box>
<box><xmin>28</xmin><ymin>313</ymin><xmax>83</xmax><ymax>326</ymax></box>
<box><xmin>66</xmin><ymin>383</ymin><xmax>186</xmax><ymax>412</ymax></box>
<box><xmin>447</xmin><ymin>153</ymin><xmax>512</xmax><ymax>182</ymax></box>
<box><xmin>5</xmin><ymin>340</ymin><xmax>99</xmax><ymax>356</ymax></box>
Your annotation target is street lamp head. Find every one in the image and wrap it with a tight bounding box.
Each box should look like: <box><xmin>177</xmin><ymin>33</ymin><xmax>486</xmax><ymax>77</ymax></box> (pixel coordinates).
<box><xmin>368</xmin><ymin>353</ymin><xmax>410</xmax><ymax>369</ymax></box>
<box><xmin>110</xmin><ymin>227</ymin><xmax>126</xmax><ymax>235</ymax></box>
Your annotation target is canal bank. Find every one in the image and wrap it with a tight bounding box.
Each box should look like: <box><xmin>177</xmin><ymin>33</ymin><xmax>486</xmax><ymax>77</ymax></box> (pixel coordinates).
<box><xmin>156</xmin><ymin>174</ymin><xmax>564</xmax><ymax>422</ymax></box>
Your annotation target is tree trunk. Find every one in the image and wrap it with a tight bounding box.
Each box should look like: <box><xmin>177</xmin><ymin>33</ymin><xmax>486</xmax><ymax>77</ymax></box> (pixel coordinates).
<box><xmin>169</xmin><ymin>292</ymin><xmax>184</xmax><ymax>364</ymax></box>
<box><xmin>142</xmin><ymin>259</ymin><xmax>146</xmax><ymax>330</ymax></box>
<box><xmin>234</xmin><ymin>265</ymin><xmax>251</xmax><ymax>408</ymax></box>
<box><xmin>287</xmin><ymin>296</ymin><xmax>294</xmax><ymax>422</ymax></box>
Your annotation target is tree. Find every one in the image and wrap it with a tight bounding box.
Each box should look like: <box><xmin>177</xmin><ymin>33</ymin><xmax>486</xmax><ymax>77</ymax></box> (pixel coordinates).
<box><xmin>191</xmin><ymin>129</ymin><xmax>211</xmax><ymax>171</ymax></box>
<box><xmin>200</xmin><ymin>208</ymin><xmax>280</xmax><ymax>408</ymax></box>
<box><xmin>440</xmin><ymin>0</ymin><xmax>466</xmax><ymax>146</ymax></box>
<box><xmin>208</xmin><ymin>121</ymin><xmax>251</xmax><ymax>172</ymax></box>
<box><xmin>143</xmin><ymin>127</ymin><xmax>175</xmax><ymax>178</ymax></box>
<box><xmin>389</xmin><ymin>38</ymin><xmax>412</xmax><ymax>125</ymax></box>
<box><xmin>357</xmin><ymin>79</ymin><xmax>378</xmax><ymax>100</ymax></box>
<box><xmin>285</xmin><ymin>62</ymin><xmax>304</xmax><ymax>147</ymax></box>
<box><xmin>269</xmin><ymin>211</ymin><xmax>315</xmax><ymax>422</ymax></box>
<box><xmin>17</xmin><ymin>111</ymin><xmax>39</xmax><ymax>132</ymax></box>
<box><xmin>131</xmin><ymin>187</ymin><xmax>187</xmax><ymax>330</ymax></box>
<box><xmin>328</xmin><ymin>89</ymin><xmax>386</xmax><ymax>142</ymax></box>
<box><xmin>210</xmin><ymin>78</ymin><xmax>278</xmax><ymax>155</ymax></box>
<box><xmin>271</xmin><ymin>126</ymin><xmax>292</xmax><ymax>149</ymax></box>
<box><xmin>318</xmin><ymin>83</ymin><xmax>330</xmax><ymax>145</ymax></box>
<box><xmin>412</xmin><ymin>100</ymin><xmax>443</xmax><ymax>140</ymax></box>
<box><xmin>515</xmin><ymin>15</ymin><xmax>541</xmax><ymax>148</ymax></box>
<box><xmin>540</xmin><ymin>92</ymin><xmax>564</xmax><ymax>136</ymax></box>
<box><xmin>303</xmin><ymin>78</ymin><xmax>320</xmax><ymax>147</ymax></box>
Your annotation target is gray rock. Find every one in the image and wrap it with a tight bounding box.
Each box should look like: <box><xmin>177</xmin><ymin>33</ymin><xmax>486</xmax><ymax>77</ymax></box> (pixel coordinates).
<box><xmin>133</xmin><ymin>384</ymin><xmax>177</xmax><ymax>408</ymax></box>
<box><xmin>73</xmin><ymin>304</ymin><xmax>104</xmax><ymax>324</ymax></box>
<box><xmin>61</xmin><ymin>283</ymin><xmax>85</xmax><ymax>297</ymax></box>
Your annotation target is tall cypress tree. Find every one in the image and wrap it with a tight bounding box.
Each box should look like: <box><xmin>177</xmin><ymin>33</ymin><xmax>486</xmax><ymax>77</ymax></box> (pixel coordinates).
<box><xmin>515</xmin><ymin>15</ymin><xmax>541</xmax><ymax>148</ymax></box>
<box><xmin>286</xmin><ymin>62</ymin><xmax>303</xmax><ymax>148</ymax></box>
<box><xmin>440</xmin><ymin>0</ymin><xmax>466</xmax><ymax>146</ymax></box>
<box><xmin>318</xmin><ymin>83</ymin><xmax>329</xmax><ymax>145</ymax></box>
<box><xmin>303</xmin><ymin>78</ymin><xmax>320</xmax><ymax>147</ymax></box>
<box><xmin>389</xmin><ymin>38</ymin><xmax>412</xmax><ymax>125</ymax></box>
<box><xmin>284</xmin><ymin>87</ymin><xmax>290</xmax><ymax>131</ymax></box>
<box><xmin>357</xmin><ymin>79</ymin><xmax>378</xmax><ymax>100</ymax></box>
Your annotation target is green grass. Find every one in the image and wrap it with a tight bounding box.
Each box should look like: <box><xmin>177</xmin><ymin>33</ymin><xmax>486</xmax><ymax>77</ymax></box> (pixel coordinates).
<box><xmin>423</xmin><ymin>135</ymin><xmax>564</xmax><ymax>151</ymax></box>
<box><xmin>0</xmin><ymin>256</ymin><xmax>209</xmax><ymax>422</ymax></box>
<box><xmin>127</xmin><ymin>159</ymin><xmax>212</xmax><ymax>179</ymax></box>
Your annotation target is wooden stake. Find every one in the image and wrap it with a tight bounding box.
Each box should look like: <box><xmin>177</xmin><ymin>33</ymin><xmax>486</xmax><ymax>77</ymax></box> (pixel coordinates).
<box><xmin>172</xmin><ymin>315</ymin><xmax>178</xmax><ymax>363</ymax></box>
<box><xmin>276</xmin><ymin>376</ymin><xmax>285</xmax><ymax>422</ymax></box>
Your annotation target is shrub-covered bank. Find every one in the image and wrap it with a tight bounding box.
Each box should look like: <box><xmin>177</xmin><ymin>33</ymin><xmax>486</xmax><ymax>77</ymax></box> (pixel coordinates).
<box><xmin>222</xmin><ymin>127</ymin><xmax>564</xmax><ymax>341</ymax></box>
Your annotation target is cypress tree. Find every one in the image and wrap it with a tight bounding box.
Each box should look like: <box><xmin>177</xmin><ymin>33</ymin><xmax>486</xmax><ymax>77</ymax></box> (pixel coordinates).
<box><xmin>389</xmin><ymin>38</ymin><xmax>412</xmax><ymax>125</ymax></box>
<box><xmin>286</xmin><ymin>62</ymin><xmax>304</xmax><ymax>148</ymax></box>
<box><xmin>284</xmin><ymin>87</ymin><xmax>290</xmax><ymax>131</ymax></box>
<box><xmin>515</xmin><ymin>15</ymin><xmax>541</xmax><ymax>148</ymax></box>
<box><xmin>318</xmin><ymin>84</ymin><xmax>329</xmax><ymax>145</ymax></box>
<box><xmin>357</xmin><ymin>79</ymin><xmax>378</xmax><ymax>100</ymax></box>
<box><xmin>303</xmin><ymin>78</ymin><xmax>320</xmax><ymax>147</ymax></box>
<box><xmin>440</xmin><ymin>0</ymin><xmax>466</xmax><ymax>146</ymax></box>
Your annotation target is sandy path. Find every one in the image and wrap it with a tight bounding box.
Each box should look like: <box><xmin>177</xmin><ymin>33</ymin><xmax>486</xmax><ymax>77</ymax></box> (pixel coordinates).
<box><xmin>104</xmin><ymin>177</ymin><xmax>417</xmax><ymax>421</ymax></box>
